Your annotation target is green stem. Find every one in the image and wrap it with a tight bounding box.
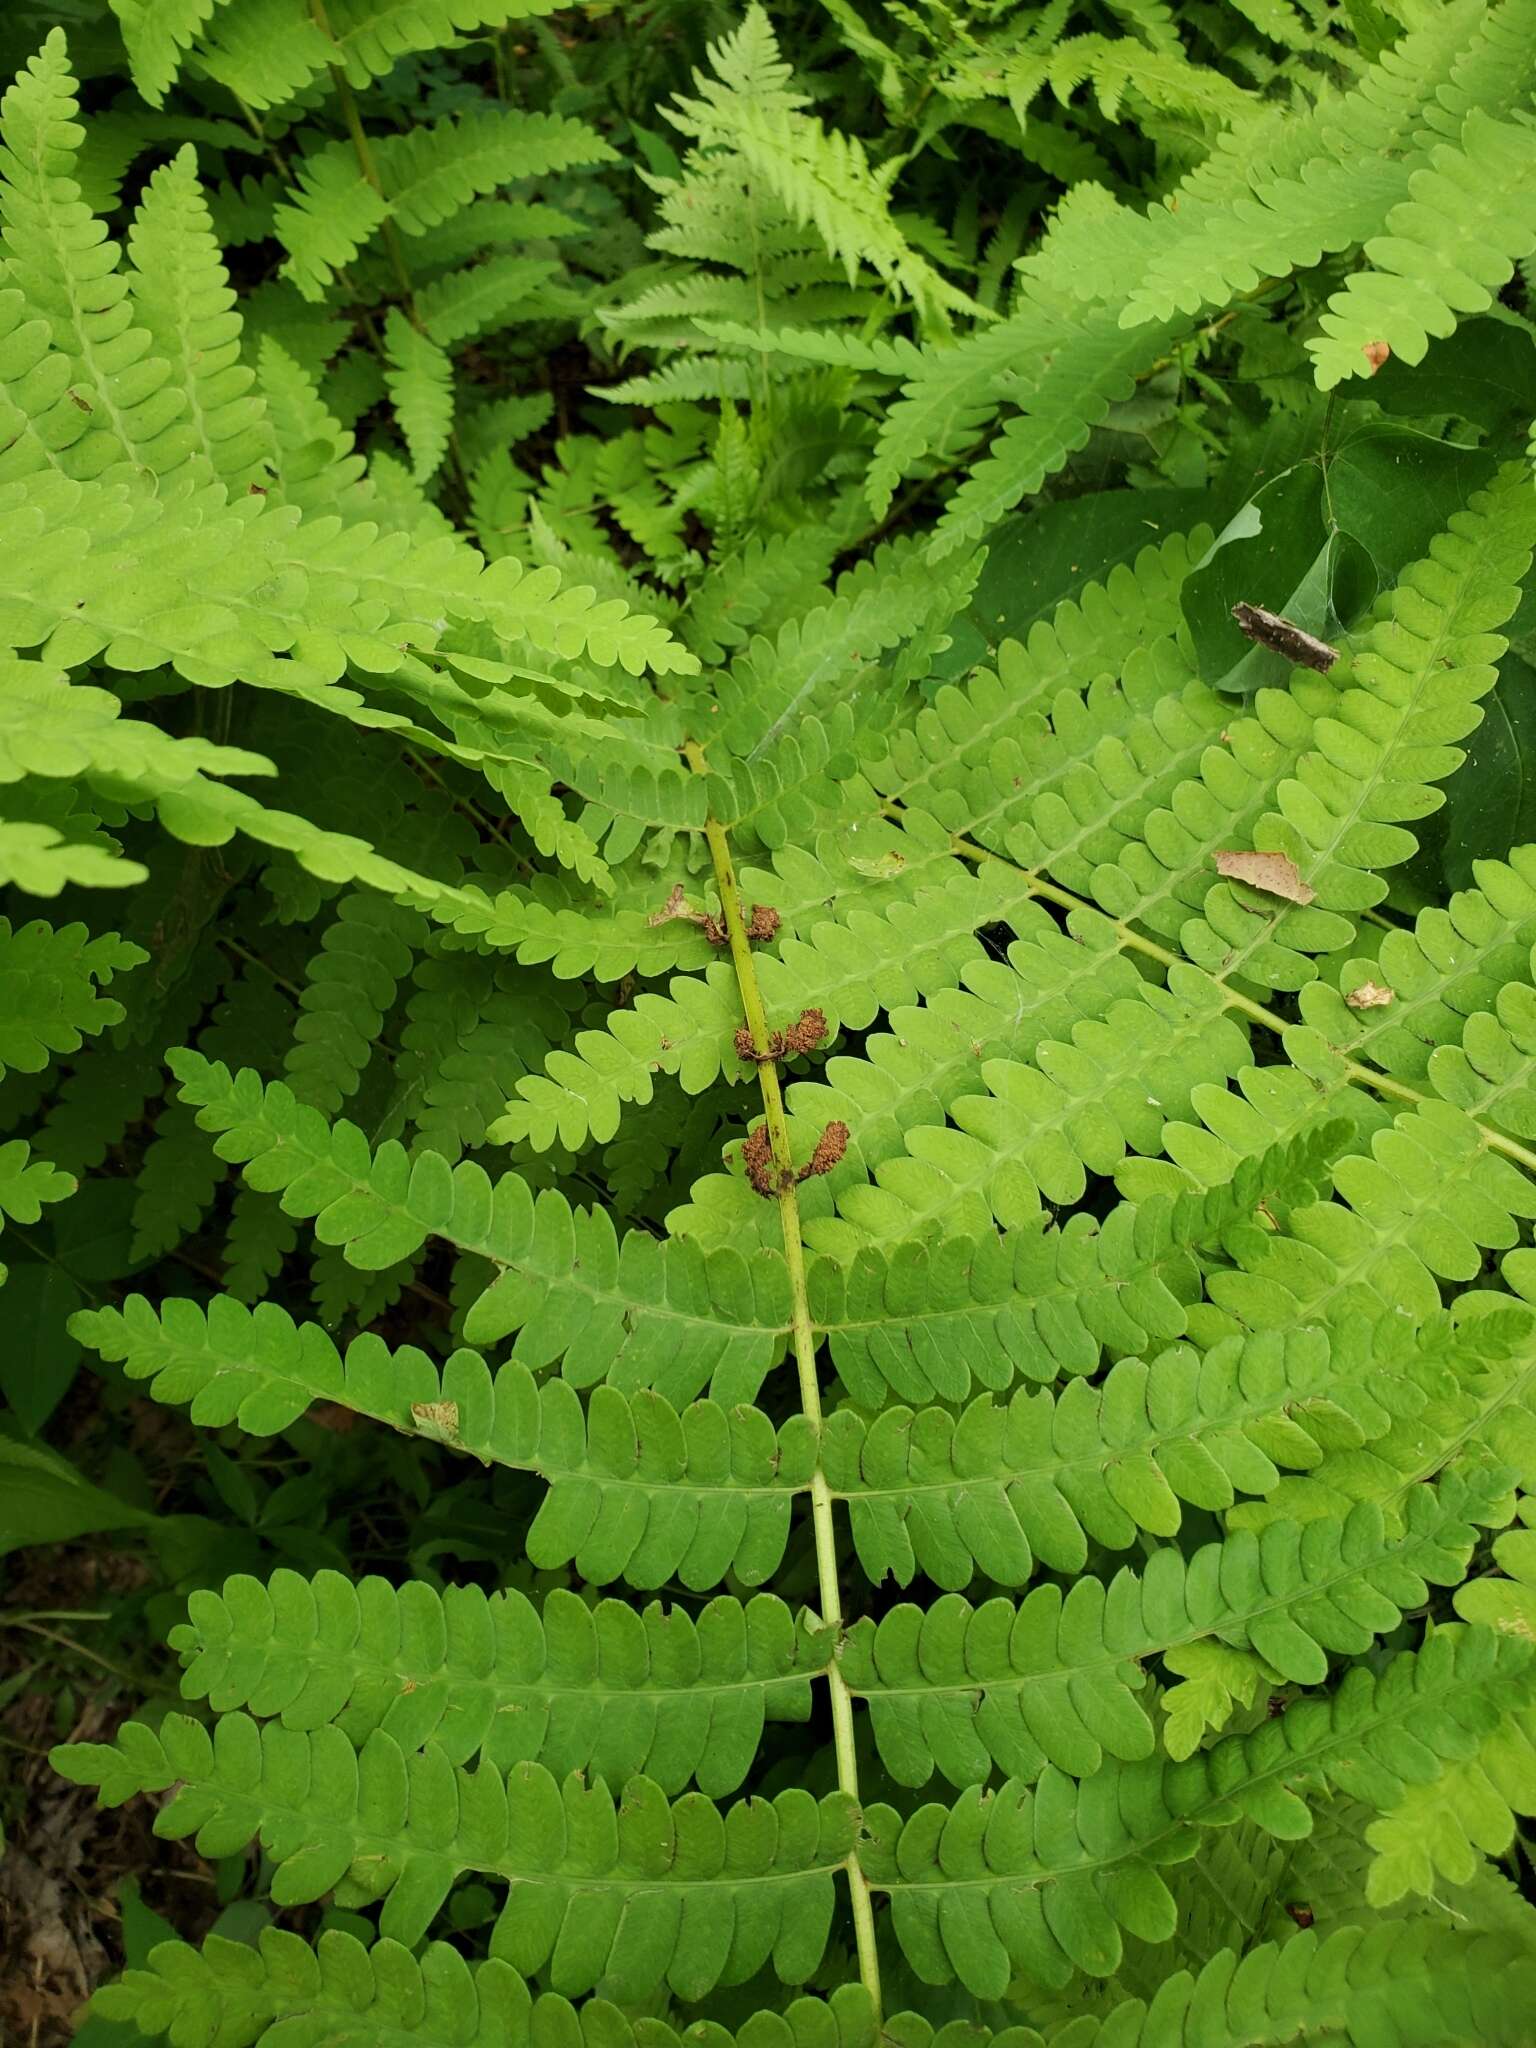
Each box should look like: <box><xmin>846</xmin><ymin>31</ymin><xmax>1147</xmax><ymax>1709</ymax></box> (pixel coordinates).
<box><xmin>218</xmin><ymin>935</ymin><xmax>305</xmax><ymax>1004</ymax></box>
<box><xmin>293</xmin><ymin>22</ymin><xmax>473</xmax><ymax>498</ymax></box>
<box><xmin>1</xmin><ymin>1609</ymin><xmax>114</xmax><ymax>1624</ymax></box>
<box><xmin>686</xmin><ymin>744</ymin><xmax>883</xmax><ymax>2022</ymax></box>
<box><xmin>8</xmin><ymin>1619</ymin><xmax>139</xmax><ymax>1684</ymax></box>
<box><xmin>0</xmin><ymin>1225</ymin><xmax>102</xmax><ymax>1304</ymax></box>
<box><xmin>309</xmin><ymin>0</ymin><xmax>418</xmax><ymax>309</ymax></box>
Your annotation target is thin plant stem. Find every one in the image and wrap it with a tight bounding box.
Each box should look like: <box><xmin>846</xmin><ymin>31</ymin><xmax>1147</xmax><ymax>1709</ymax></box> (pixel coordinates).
<box><xmin>307</xmin><ymin>0</ymin><xmax>470</xmax><ymax>498</ymax></box>
<box><xmin>308</xmin><ymin>0</ymin><xmax>418</xmax><ymax>307</ymax></box>
<box><xmin>685</xmin><ymin>741</ymin><xmax>884</xmax><ymax>2022</ymax></box>
<box><xmin>219</xmin><ymin>936</ymin><xmax>304</xmax><ymax>1003</ymax></box>
<box><xmin>8</xmin><ymin>1620</ymin><xmax>139</xmax><ymax>1685</ymax></box>
<box><xmin>1</xmin><ymin>1610</ymin><xmax>114</xmax><ymax>1625</ymax></box>
<box><xmin>0</xmin><ymin>1226</ymin><xmax>101</xmax><ymax>1305</ymax></box>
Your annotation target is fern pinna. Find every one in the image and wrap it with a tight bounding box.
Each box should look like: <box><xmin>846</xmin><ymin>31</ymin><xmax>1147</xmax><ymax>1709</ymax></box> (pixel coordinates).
<box><xmin>4</xmin><ymin>0</ymin><xmax>1536</xmax><ymax>2042</ymax></box>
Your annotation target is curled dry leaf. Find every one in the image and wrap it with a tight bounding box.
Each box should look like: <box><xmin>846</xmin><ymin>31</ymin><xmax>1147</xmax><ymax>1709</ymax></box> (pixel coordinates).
<box><xmin>1345</xmin><ymin>980</ymin><xmax>1395</xmax><ymax>1010</ymax></box>
<box><xmin>1362</xmin><ymin>339</ymin><xmax>1391</xmax><ymax>372</ymax></box>
<box><xmin>646</xmin><ymin>883</ymin><xmax>746</xmax><ymax>947</ymax></box>
<box><xmin>1214</xmin><ymin>848</ymin><xmax>1316</xmax><ymax>905</ymax></box>
<box><xmin>646</xmin><ymin>883</ymin><xmax>690</xmax><ymax>927</ymax></box>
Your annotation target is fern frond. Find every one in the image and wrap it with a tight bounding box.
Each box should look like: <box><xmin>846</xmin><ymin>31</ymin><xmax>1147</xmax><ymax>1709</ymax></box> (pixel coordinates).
<box><xmin>0</xmin><ymin>33</ymin><xmax>182</xmax><ymax>476</ymax></box>
<box><xmin>0</xmin><ymin>287</ymin><xmax>104</xmax><ymax>484</ymax></box>
<box><xmin>109</xmin><ymin>0</ymin><xmax>229</xmax><ymax>105</ymax></box>
<box><xmin>71</xmin><ymin>1295</ymin><xmax>814</xmax><ymax>1588</ymax></box>
<box><xmin>171</xmin><ymin>1570</ymin><xmax>825</xmax><ymax>1795</ymax></box>
<box><xmin>0</xmin><ymin>1135</ymin><xmax>73</xmax><ymax>1281</ymax></box>
<box><xmin>680</xmin><ymin>526</ymin><xmax>842</xmax><ymax>664</ymax></box>
<box><xmin>382</xmin><ymin>309</ymin><xmax>452</xmax><ymax>482</ymax></box>
<box><xmin>55</xmin><ymin>1711</ymin><xmax>858</xmax><ymax>1996</ymax></box>
<box><xmin>1365</xmin><ymin>1701</ymin><xmax>1536</xmax><ymax>1907</ymax></box>
<box><xmin>1085</xmin><ymin>469</ymin><xmax>1536</xmax><ymax>992</ymax></box>
<box><xmin>0</xmin><ymin>915</ymin><xmax>143</xmax><ymax>1081</ymax></box>
<box><xmin>691</xmin><ymin>318</ymin><xmax>928</xmax><ymax>376</ymax></box>
<box><xmin>822</xmin><ymin>1317</ymin><xmax>1479</xmax><ymax>1589</ymax></box>
<box><xmin>321</xmin><ymin>0</ymin><xmax>569</xmax><ymax>91</ymax></box>
<box><xmin>373</xmin><ymin>109</ymin><xmax>614</xmax><ymax>236</ymax></box>
<box><xmin>840</xmin><ymin>1466</ymin><xmax>1503</xmax><ymax>1788</ymax></box>
<box><xmin>819</xmin><ymin>966</ymin><xmax>1253</xmax><ymax>1247</ymax></box>
<box><xmin>417</xmin><ymin>254</ymin><xmax>559</xmax><ymax>348</ymax></box>
<box><xmin>0</xmin><ymin>662</ymin><xmax>273</xmax><ymax>812</ymax></box>
<box><xmin>867</xmin><ymin>520</ymin><xmax>1209</xmax><ymax>827</ymax></box>
<box><xmin>863</xmin><ymin>1627</ymin><xmax>1536</xmax><ymax>1996</ymax></box>
<box><xmin>0</xmin><ymin>465</ymin><xmax>693</xmax><ymax>744</ymax></box>
<box><xmin>125</xmin><ymin>146</ymin><xmax>273</xmax><ymax>488</ymax></box>
<box><xmin>22</xmin><ymin>13</ymin><xmax>1536</xmax><ymax>2032</ymax></box>
<box><xmin>1221</xmin><ymin>1285</ymin><xmax>1536</xmax><ymax>1535</ymax></box>
<box><xmin>1117</xmin><ymin>0</ymin><xmax>1493</xmax><ymax>328</ymax></box>
<box><xmin>223</xmin><ymin>1189</ymin><xmax>296</xmax><ymax>1303</ymax></box>
<box><xmin>93</xmin><ymin>1928</ymin><xmax>881</xmax><ymax>2048</ymax></box>
<box><xmin>0</xmin><ymin>815</ymin><xmax>144</xmax><ymax>893</ymax></box>
<box><xmin>163</xmin><ymin>1052</ymin><xmax>794</xmax><ymax>1405</ymax></box>
<box><xmin>716</xmin><ymin>705</ymin><xmax>870</xmax><ymax>851</ymax></box>
<box><xmin>273</xmin><ymin>144</ymin><xmax>390</xmax><ymax>303</ymax></box>
<box><xmin>1297</xmin><ymin>845</ymin><xmax>1536</xmax><ymax>1088</ymax></box>
<box><xmin>805</xmin><ymin>1134</ymin><xmax>1319</xmax><ymax>1396</ymax></box>
<box><xmin>716</xmin><ymin>538</ymin><xmax>982</xmax><ymax>758</ymax></box>
<box><xmin>176</xmin><ymin>0</ymin><xmax>332</xmax><ymax>109</ymax></box>
<box><xmin>90</xmin><ymin>1915</ymin><xmax>1536</xmax><ymax>2048</ymax></box>
<box><xmin>666</xmin><ymin>7</ymin><xmax>974</xmax><ymax>322</ymax></box>
<box><xmin>252</xmin><ymin>337</ymin><xmax>369</xmax><ymax>514</ymax></box>
<box><xmin>84</xmin><ymin>1917</ymin><xmax>1536</xmax><ymax>2048</ymax></box>
<box><xmin>492</xmin><ymin>862</ymin><xmax>1036</xmax><ymax>1155</ymax></box>
<box><xmin>475</xmin><ymin>553</ymin><xmax>700</xmax><ymax>679</ymax></box>
<box><xmin>866</xmin><ymin>295</ymin><xmax>1084</xmax><ymax>518</ymax></box>
<box><xmin>1310</xmin><ymin>111</ymin><xmax>1536</xmax><ymax>390</ymax></box>
<box><xmin>395</xmin><ymin>948</ymin><xmax>559</xmax><ymax>1157</ymax></box>
<box><xmin>128</xmin><ymin>1097</ymin><xmax>225</xmax><ymax>1260</ymax></box>
<box><xmin>283</xmin><ymin>892</ymin><xmax>424</xmax><ymax>1113</ymax></box>
<box><xmin>926</xmin><ymin>292</ymin><xmax>1180</xmax><ymax>558</ymax></box>
<box><xmin>1207</xmin><ymin>1085</ymin><xmax>1536</xmax><ymax>1339</ymax></box>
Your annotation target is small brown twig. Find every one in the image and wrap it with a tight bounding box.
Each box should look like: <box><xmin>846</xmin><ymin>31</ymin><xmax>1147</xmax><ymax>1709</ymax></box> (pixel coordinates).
<box><xmin>1231</xmin><ymin>601</ymin><xmax>1339</xmax><ymax>674</ymax></box>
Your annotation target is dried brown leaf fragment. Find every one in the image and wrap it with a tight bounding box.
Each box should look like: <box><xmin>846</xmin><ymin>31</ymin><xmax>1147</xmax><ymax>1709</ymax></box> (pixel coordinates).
<box><xmin>1345</xmin><ymin>980</ymin><xmax>1394</xmax><ymax>1010</ymax></box>
<box><xmin>1214</xmin><ymin>849</ymin><xmax>1316</xmax><ymax>904</ymax></box>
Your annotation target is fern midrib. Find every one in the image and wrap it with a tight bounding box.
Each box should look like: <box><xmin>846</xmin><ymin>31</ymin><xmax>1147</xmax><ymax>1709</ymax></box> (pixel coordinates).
<box><xmin>198</xmin><ymin>1653</ymin><xmax>819</xmax><ymax>1707</ymax></box>
<box><xmin>106</xmin><ymin>1319</ymin><xmax>808</xmax><ymax>1497</ymax></box>
<box><xmin>686</xmin><ymin>738</ymin><xmax>883</xmax><ymax>2020</ymax></box>
<box><xmin>181</xmin><ymin>1769</ymin><xmax>849</xmax><ymax>1895</ymax></box>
